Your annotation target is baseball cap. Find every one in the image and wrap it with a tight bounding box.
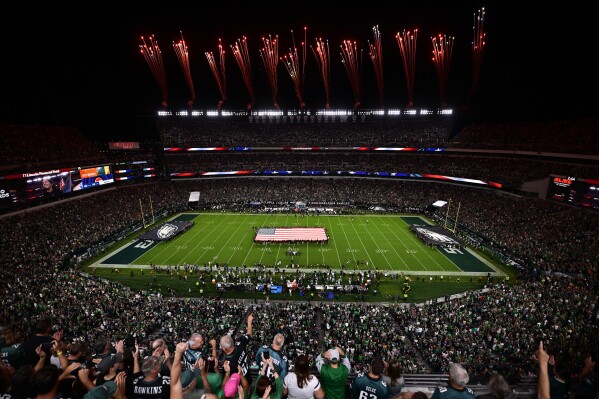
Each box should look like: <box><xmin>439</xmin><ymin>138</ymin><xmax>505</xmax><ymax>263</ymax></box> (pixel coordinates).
<box><xmin>223</xmin><ymin>373</ymin><xmax>241</xmax><ymax>397</ymax></box>
<box><xmin>97</xmin><ymin>353</ymin><xmax>124</xmax><ymax>374</ymax></box>
<box><xmin>83</xmin><ymin>381</ymin><xmax>117</xmax><ymax>399</ymax></box>
<box><xmin>328</xmin><ymin>348</ymin><xmax>340</xmax><ymax>363</ymax></box>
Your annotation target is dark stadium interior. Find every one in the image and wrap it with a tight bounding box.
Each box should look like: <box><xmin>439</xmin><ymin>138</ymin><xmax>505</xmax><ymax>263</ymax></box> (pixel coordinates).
<box><xmin>0</xmin><ymin>4</ymin><xmax>597</xmax><ymax>399</ymax></box>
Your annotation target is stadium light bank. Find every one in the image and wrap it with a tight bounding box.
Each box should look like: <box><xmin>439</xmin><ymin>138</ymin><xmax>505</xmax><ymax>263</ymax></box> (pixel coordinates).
<box><xmin>158</xmin><ymin>108</ymin><xmax>453</xmax><ymax>118</ymax></box>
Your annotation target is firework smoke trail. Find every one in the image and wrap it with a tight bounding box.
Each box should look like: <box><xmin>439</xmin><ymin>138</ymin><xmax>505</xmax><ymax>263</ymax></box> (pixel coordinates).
<box><xmin>281</xmin><ymin>28</ymin><xmax>307</xmax><ymax>109</ymax></box>
<box><xmin>205</xmin><ymin>38</ymin><xmax>227</xmax><ymax>109</ymax></box>
<box><xmin>368</xmin><ymin>25</ymin><xmax>384</xmax><ymax>107</ymax></box>
<box><xmin>431</xmin><ymin>33</ymin><xmax>454</xmax><ymax>107</ymax></box>
<box><xmin>470</xmin><ymin>7</ymin><xmax>486</xmax><ymax>102</ymax></box>
<box><xmin>340</xmin><ymin>40</ymin><xmax>362</xmax><ymax>109</ymax></box>
<box><xmin>173</xmin><ymin>31</ymin><xmax>195</xmax><ymax>107</ymax></box>
<box><xmin>395</xmin><ymin>29</ymin><xmax>418</xmax><ymax>107</ymax></box>
<box><xmin>139</xmin><ymin>35</ymin><xmax>168</xmax><ymax>108</ymax></box>
<box><xmin>259</xmin><ymin>35</ymin><xmax>280</xmax><ymax>109</ymax></box>
<box><xmin>230</xmin><ymin>37</ymin><xmax>255</xmax><ymax>109</ymax></box>
<box><xmin>311</xmin><ymin>37</ymin><xmax>331</xmax><ymax>109</ymax></box>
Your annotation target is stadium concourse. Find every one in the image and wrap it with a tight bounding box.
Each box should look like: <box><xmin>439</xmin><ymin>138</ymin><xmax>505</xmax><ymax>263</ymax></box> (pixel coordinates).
<box><xmin>0</xmin><ymin>115</ymin><xmax>598</xmax><ymax>399</ymax></box>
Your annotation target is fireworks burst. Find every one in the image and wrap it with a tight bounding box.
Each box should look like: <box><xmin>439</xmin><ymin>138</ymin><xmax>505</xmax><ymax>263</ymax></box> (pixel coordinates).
<box><xmin>230</xmin><ymin>37</ymin><xmax>254</xmax><ymax>109</ymax></box>
<box><xmin>259</xmin><ymin>34</ymin><xmax>280</xmax><ymax>109</ymax></box>
<box><xmin>368</xmin><ymin>25</ymin><xmax>384</xmax><ymax>107</ymax></box>
<box><xmin>340</xmin><ymin>40</ymin><xmax>362</xmax><ymax>109</ymax></box>
<box><xmin>205</xmin><ymin>38</ymin><xmax>227</xmax><ymax>109</ymax></box>
<box><xmin>431</xmin><ymin>33</ymin><xmax>454</xmax><ymax>107</ymax></box>
<box><xmin>281</xmin><ymin>27</ymin><xmax>307</xmax><ymax>109</ymax></box>
<box><xmin>139</xmin><ymin>35</ymin><xmax>168</xmax><ymax>108</ymax></box>
<box><xmin>395</xmin><ymin>29</ymin><xmax>418</xmax><ymax>107</ymax></box>
<box><xmin>311</xmin><ymin>37</ymin><xmax>331</xmax><ymax>109</ymax></box>
<box><xmin>173</xmin><ymin>31</ymin><xmax>195</xmax><ymax>108</ymax></box>
<box><xmin>470</xmin><ymin>7</ymin><xmax>486</xmax><ymax>102</ymax></box>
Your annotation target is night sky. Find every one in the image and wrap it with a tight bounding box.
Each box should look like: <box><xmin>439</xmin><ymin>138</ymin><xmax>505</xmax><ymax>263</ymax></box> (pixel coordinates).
<box><xmin>0</xmin><ymin>3</ymin><xmax>596</xmax><ymax>139</ymax></box>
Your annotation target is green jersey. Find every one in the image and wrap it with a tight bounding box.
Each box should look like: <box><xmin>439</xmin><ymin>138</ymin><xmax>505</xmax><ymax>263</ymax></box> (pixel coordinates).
<box><xmin>350</xmin><ymin>373</ymin><xmax>389</xmax><ymax>399</ymax></box>
<box><xmin>1</xmin><ymin>344</ymin><xmax>25</xmax><ymax>369</ymax></box>
<box><xmin>431</xmin><ymin>385</ymin><xmax>475</xmax><ymax>399</ymax></box>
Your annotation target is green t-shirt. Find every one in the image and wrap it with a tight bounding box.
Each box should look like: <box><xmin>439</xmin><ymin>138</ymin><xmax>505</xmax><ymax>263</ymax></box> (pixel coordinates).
<box><xmin>319</xmin><ymin>364</ymin><xmax>349</xmax><ymax>399</ymax></box>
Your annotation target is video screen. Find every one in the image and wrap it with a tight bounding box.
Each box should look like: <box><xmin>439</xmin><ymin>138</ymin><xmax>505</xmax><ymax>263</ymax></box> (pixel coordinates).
<box><xmin>72</xmin><ymin>166</ymin><xmax>114</xmax><ymax>190</ymax></box>
<box><xmin>547</xmin><ymin>175</ymin><xmax>599</xmax><ymax>211</ymax></box>
<box><xmin>113</xmin><ymin>160</ymin><xmax>156</xmax><ymax>181</ymax></box>
<box><xmin>25</xmin><ymin>171</ymin><xmax>72</xmax><ymax>201</ymax></box>
<box><xmin>0</xmin><ymin>181</ymin><xmax>17</xmax><ymax>209</ymax></box>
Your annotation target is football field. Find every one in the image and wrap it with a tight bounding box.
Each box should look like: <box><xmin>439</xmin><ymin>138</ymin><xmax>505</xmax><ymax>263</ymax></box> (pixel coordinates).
<box><xmin>96</xmin><ymin>213</ymin><xmax>499</xmax><ymax>276</ymax></box>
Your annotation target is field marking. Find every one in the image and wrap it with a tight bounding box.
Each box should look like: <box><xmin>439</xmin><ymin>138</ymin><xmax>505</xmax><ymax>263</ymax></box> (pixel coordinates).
<box><xmin>465</xmin><ymin>247</ymin><xmax>504</xmax><ymax>275</ymax></box>
<box><xmin>136</xmin><ymin>214</ymin><xmax>221</xmax><ymax>265</ymax></box>
<box><xmin>369</xmin><ymin>216</ymin><xmax>412</xmax><ymax>271</ymax></box>
<box><xmin>184</xmin><ymin>215</ymin><xmax>238</xmax><ymax>265</ymax></box>
<box><xmin>336</xmin><ymin>218</ymin><xmax>359</xmax><ymax>267</ymax></box>
<box><xmin>100</xmin><ymin>213</ymin><xmax>501</xmax><ymax>276</ymax></box>
<box><xmin>395</xmin><ymin>216</ymin><xmax>458</xmax><ymax>271</ymax></box>
<box><xmin>383</xmin><ymin>216</ymin><xmax>434</xmax><ymax>271</ymax></box>
<box><xmin>189</xmin><ymin>215</ymin><xmax>245</xmax><ymax>265</ymax></box>
<box><xmin>93</xmin><ymin>213</ymin><xmax>193</xmax><ymax>267</ymax></box>
<box><xmin>328</xmin><ymin>218</ymin><xmax>344</xmax><ymax>268</ymax></box>
<box><xmin>400</xmin><ymin>216</ymin><xmax>463</xmax><ymax>272</ymax></box>
<box><xmin>349</xmin><ymin>219</ymin><xmax>380</xmax><ymax>269</ymax></box>
<box><xmin>92</xmin><ymin>241</ymin><xmax>141</xmax><ymax>267</ymax></box>
<box><xmin>211</xmin><ymin>214</ymin><xmax>253</xmax><ymax>263</ymax></box>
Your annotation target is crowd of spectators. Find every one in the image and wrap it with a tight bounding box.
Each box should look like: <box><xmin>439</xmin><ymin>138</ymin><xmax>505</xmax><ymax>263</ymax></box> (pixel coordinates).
<box><xmin>165</xmin><ymin>152</ymin><xmax>599</xmax><ymax>187</ymax></box>
<box><xmin>0</xmin><ymin>124</ymin><xmax>105</xmax><ymax>174</ymax></box>
<box><xmin>157</xmin><ymin>116</ymin><xmax>599</xmax><ymax>156</ymax></box>
<box><xmin>0</xmin><ymin>274</ymin><xmax>596</xmax><ymax>399</ymax></box>
<box><xmin>157</xmin><ymin>119</ymin><xmax>452</xmax><ymax>148</ymax></box>
<box><xmin>451</xmin><ymin>118</ymin><xmax>599</xmax><ymax>154</ymax></box>
<box><xmin>395</xmin><ymin>278</ymin><xmax>597</xmax><ymax>378</ymax></box>
<box><xmin>0</xmin><ymin>177</ymin><xmax>597</xmax><ymax>399</ymax></box>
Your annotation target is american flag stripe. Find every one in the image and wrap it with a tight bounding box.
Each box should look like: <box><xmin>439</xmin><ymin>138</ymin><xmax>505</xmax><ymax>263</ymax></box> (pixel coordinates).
<box><xmin>255</xmin><ymin>227</ymin><xmax>328</xmax><ymax>242</ymax></box>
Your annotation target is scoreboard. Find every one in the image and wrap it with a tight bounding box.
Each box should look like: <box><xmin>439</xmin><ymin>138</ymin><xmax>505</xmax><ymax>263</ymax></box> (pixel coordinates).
<box><xmin>547</xmin><ymin>175</ymin><xmax>599</xmax><ymax>211</ymax></box>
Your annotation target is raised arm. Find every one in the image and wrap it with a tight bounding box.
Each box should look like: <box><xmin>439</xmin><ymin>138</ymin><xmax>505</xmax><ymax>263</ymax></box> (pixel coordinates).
<box><xmin>170</xmin><ymin>342</ymin><xmax>188</xmax><ymax>399</ymax></box>
<box><xmin>210</xmin><ymin>339</ymin><xmax>218</xmax><ymax>361</ymax></box>
<box><xmin>337</xmin><ymin>347</ymin><xmax>351</xmax><ymax>370</ymax></box>
<box><xmin>246</xmin><ymin>314</ymin><xmax>254</xmax><ymax>337</ymax></box>
<box><xmin>133</xmin><ymin>342</ymin><xmax>141</xmax><ymax>374</ymax></box>
<box><xmin>197</xmin><ymin>358</ymin><xmax>211</xmax><ymax>393</ymax></box>
<box><xmin>535</xmin><ymin>341</ymin><xmax>550</xmax><ymax>399</ymax></box>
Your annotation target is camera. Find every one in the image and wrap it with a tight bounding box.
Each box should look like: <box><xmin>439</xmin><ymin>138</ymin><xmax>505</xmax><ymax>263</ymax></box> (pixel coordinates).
<box><xmin>41</xmin><ymin>342</ymin><xmax>54</xmax><ymax>351</ymax></box>
<box><xmin>124</xmin><ymin>335</ymin><xmax>136</xmax><ymax>349</ymax></box>
<box><xmin>263</xmin><ymin>351</ymin><xmax>270</xmax><ymax>360</ymax></box>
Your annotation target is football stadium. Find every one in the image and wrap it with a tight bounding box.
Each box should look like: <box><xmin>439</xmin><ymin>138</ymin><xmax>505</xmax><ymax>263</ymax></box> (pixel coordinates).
<box><xmin>0</xmin><ymin>5</ymin><xmax>597</xmax><ymax>399</ymax></box>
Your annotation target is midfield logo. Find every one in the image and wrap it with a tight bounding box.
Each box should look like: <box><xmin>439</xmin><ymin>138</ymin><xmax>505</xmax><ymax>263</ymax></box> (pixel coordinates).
<box><xmin>414</xmin><ymin>227</ymin><xmax>459</xmax><ymax>245</ymax></box>
<box><xmin>157</xmin><ymin>223</ymin><xmax>179</xmax><ymax>239</ymax></box>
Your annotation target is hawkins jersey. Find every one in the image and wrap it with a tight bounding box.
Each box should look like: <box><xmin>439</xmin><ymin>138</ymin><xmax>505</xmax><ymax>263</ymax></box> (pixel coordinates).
<box><xmin>350</xmin><ymin>373</ymin><xmax>389</xmax><ymax>399</ymax></box>
<box><xmin>255</xmin><ymin>345</ymin><xmax>289</xmax><ymax>379</ymax></box>
<box><xmin>431</xmin><ymin>385</ymin><xmax>475</xmax><ymax>399</ymax></box>
<box><xmin>132</xmin><ymin>371</ymin><xmax>171</xmax><ymax>399</ymax></box>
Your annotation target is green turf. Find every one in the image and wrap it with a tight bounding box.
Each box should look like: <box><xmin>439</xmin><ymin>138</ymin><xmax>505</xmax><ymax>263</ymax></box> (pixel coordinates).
<box><xmin>122</xmin><ymin>213</ymin><xmax>493</xmax><ymax>274</ymax></box>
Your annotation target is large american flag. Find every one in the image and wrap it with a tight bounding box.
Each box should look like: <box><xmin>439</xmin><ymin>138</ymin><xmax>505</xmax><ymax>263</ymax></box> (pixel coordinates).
<box><xmin>255</xmin><ymin>227</ymin><xmax>328</xmax><ymax>242</ymax></box>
